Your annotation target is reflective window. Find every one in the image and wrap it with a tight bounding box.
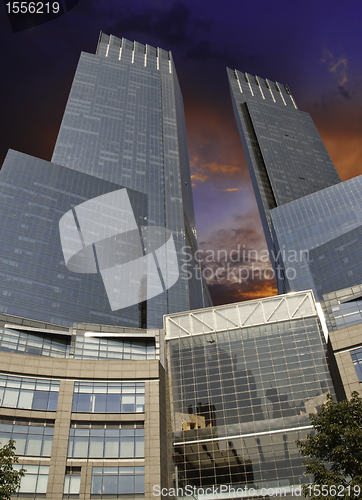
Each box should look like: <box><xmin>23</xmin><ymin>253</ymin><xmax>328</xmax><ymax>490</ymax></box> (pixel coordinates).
<box><xmin>0</xmin><ymin>374</ymin><xmax>60</xmax><ymax>411</ymax></box>
<box><xmin>13</xmin><ymin>465</ymin><xmax>49</xmax><ymax>495</ymax></box>
<box><xmin>72</xmin><ymin>382</ymin><xmax>145</xmax><ymax>413</ymax></box>
<box><xmin>91</xmin><ymin>466</ymin><xmax>144</xmax><ymax>496</ymax></box>
<box><xmin>0</xmin><ymin>327</ymin><xmax>156</xmax><ymax>361</ymax></box>
<box><xmin>64</xmin><ymin>466</ymin><xmax>81</xmax><ymax>496</ymax></box>
<box><xmin>350</xmin><ymin>347</ymin><xmax>362</xmax><ymax>382</ymax></box>
<box><xmin>0</xmin><ymin>420</ymin><xmax>54</xmax><ymax>457</ymax></box>
<box><xmin>169</xmin><ymin>317</ymin><xmax>334</xmax><ymax>489</ymax></box>
<box><xmin>68</xmin><ymin>423</ymin><xmax>144</xmax><ymax>458</ymax></box>
<box><xmin>0</xmin><ymin>327</ymin><xmax>70</xmax><ymax>358</ymax></box>
<box><xmin>74</xmin><ymin>337</ymin><xmax>155</xmax><ymax>360</ymax></box>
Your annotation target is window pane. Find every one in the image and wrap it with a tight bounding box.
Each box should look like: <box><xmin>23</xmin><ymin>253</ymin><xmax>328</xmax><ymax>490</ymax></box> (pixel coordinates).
<box><xmin>135</xmin><ymin>474</ymin><xmax>144</xmax><ymax>494</ymax></box>
<box><xmin>102</xmin><ymin>476</ymin><xmax>118</xmax><ymax>494</ymax></box>
<box><xmin>69</xmin><ymin>475</ymin><xmax>81</xmax><ymax>494</ymax></box>
<box><xmin>135</xmin><ymin>437</ymin><xmax>144</xmax><ymax>458</ymax></box>
<box><xmin>72</xmin><ymin>394</ymin><xmax>78</xmax><ymax>412</ymax></box>
<box><xmin>89</xmin><ymin>437</ymin><xmax>104</xmax><ymax>458</ymax></box>
<box><xmin>106</xmin><ymin>394</ymin><xmax>120</xmax><ymax>413</ymax></box>
<box><xmin>42</xmin><ymin>435</ymin><xmax>53</xmax><ymax>457</ymax></box>
<box><xmin>121</xmin><ymin>395</ymin><xmax>135</xmax><ymax>413</ymax></box>
<box><xmin>94</xmin><ymin>393</ymin><xmax>106</xmax><ymax>412</ymax></box>
<box><xmin>18</xmin><ymin>390</ymin><xmax>34</xmax><ymax>409</ymax></box>
<box><xmin>3</xmin><ymin>388</ymin><xmax>19</xmax><ymax>407</ymax></box>
<box><xmin>77</xmin><ymin>394</ymin><xmax>91</xmax><ymax>413</ymax></box>
<box><xmin>104</xmin><ymin>438</ymin><xmax>119</xmax><ymax>458</ymax></box>
<box><xmin>26</xmin><ymin>435</ymin><xmax>42</xmax><ymax>456</ymax></box>
<box><xmin>118</xmin><ymin>475</ymin><xmax>133</xmax><ymax>495</ymax></box>
<box><xmin>120</xmin><ymin>437</ymin><xmax>134</xmax><ymax>458</ymax></box>
<box><xmin>63</xmin><ymin>475</ymin><xmax>70</xmax><ymax>494</ymax></box>
<box><xmin>19</xmin><ymin>474</ymin><xmax>37</xmax><ymax>493</ymax></box>
<box><xmin>91</xmin><ymin>475</ymin><xmax>102</xmax><ymax>494</ymax></box>
<box><xmin>36</xmin><ymin>474</ymin><xmax>49</xmax><ymax>494</ymax></box>
<box><xmin>12</xmin><ymin>434</ymin><xmax>26</xmax><ymax>455</ymax></box>
<box><xmin>47</xmin><ymin>391</ymin><xmax>58</xmax><ymax>411</ymax></box>
<box><xmin>72</xmin><ymin>437</ymin><xmax>88</xmax><ymax>458</ymax></box>
<box><xmin>32</xmin><ymin>391</ymin><xmax>48</xmax><ymax>410</ymax></box>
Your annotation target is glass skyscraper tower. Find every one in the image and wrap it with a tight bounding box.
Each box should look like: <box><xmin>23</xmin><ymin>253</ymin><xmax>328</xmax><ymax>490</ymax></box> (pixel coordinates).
<box><xmin>0</xmin><ymin>34</ymin><xmax>210</xmax><ymax>328</ymax></box>
<box><xmin>227</xmin><ymin>69</ymin><xmax>342</xmax><ymax>292</ymax></box>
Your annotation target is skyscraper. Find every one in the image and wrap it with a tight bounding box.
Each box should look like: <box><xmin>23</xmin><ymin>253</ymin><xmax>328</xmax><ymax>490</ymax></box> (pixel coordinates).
<box><xmin>0</xmin><ymin>33</ymin><xmax>212</xmax><ymax>498</ymax></box>
<box><xmin>0</xmin><ymin>33</ymin><xmax>210</xmax><ymax>329</ymax></box>
<box><xmin>227</xmin><ymin>69</ymin><xmax>341</xmax><ymax>292</ymax></box>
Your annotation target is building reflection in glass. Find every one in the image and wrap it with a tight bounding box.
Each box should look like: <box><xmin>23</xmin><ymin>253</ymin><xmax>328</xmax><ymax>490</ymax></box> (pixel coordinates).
<box><xmin>168</xmin><ymin>312</ymin><xmax>335</xmax><ymax>491</ymax></box>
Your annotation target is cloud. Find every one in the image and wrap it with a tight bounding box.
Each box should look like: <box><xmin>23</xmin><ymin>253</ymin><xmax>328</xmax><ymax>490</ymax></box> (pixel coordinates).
<box><xmin>94</xmin><ymin>1</ymin><xmax>211</xmax><ymax>53</ymax></box>
<box><xmin>194</xmin><ymin>213</ymin><xmax>278</xmax><ymax>306</ymax></box>
<box><xmin>322</xmin><ymin>48</ymin><xmax>349</xmax><ymax>92</ymax></box>
<box><xmin>190</xmin><ymin>157</ymin><xmax>242</xmax><ymax>184</ymax></box>
<box><xmin>208</xmin><ymin>279</ymin><xmax>277</xmax><ymax>307</ymax></box>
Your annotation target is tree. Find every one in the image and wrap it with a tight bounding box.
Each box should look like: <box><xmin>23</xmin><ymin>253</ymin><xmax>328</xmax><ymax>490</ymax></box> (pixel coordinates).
<box><xmin>296</xmin><ymin>391</ymin><xmax>362</xmax><ymax>499</ymax></box>
<box><xmin>0</xmin><ymin>440</ymin><xmax>26</xmax><ymax>500</ymax></box>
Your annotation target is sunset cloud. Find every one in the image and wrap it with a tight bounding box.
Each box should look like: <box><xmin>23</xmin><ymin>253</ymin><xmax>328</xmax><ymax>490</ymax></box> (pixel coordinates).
<box><xmin>322</xmin><ymin>49</ymin><xmax>348</xmax><ymax>87</ymax></box>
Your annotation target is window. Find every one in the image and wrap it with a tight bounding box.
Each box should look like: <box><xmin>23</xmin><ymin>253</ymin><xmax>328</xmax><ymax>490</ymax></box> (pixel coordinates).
<box><xmin>0</xmin><ymin>419</ymin><xmax>54</xmax><ymax>457</ymax></box>
<box><xmin>64</xmin><ymin>467</ymin><xmax>81</xmax><ymax>496</ymax></box>
<box><xmin>350</xmin><ymin>347</ymin><xmax>362</xmax><ymax>382</ymax></box>
<box><xmin>91</xmin><ymin>467</ymin><xmax>144</xmax><ymax>496</ymax></box>
<box><xmin>72</xmin><ymin>382</ymin><xmax>145</xmax><ymax>413</ymax></box>
<box><xmin>0</xmin><ymin>375</ymin><xmax>60</xmax><ymax>411</ymax></box>
<box><xmin>0</xmin><ymin>327</ymin><xmax>69</xmax><ymax>358</ymax></box>
<box><xmin>13</xmin><ymin>465</ymin><xmax>49</xmax><ymax>495</ymax></box>
<box><xmin>74</xmin><ymin>337</ymin><xmax>155</xmax><ymax>360</ymax></box>
<box><xmin>68</xmin><ymin>423</ymin><xmax>144</xmax><ymax>458</ymax></box>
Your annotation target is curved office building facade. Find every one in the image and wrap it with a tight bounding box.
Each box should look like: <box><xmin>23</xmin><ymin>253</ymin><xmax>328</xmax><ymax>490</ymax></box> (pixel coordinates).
<box><xmin>0</xmin><ymin>313</ymin><xmax>169</xmax><ymax>499</ymax></box>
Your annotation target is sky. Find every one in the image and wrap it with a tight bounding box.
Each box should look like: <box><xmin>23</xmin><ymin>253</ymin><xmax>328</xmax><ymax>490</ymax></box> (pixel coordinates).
<box><xmin>1</xmin><ymin>0</ymin><xmax>361</xmax><ymax>306</ymax></box>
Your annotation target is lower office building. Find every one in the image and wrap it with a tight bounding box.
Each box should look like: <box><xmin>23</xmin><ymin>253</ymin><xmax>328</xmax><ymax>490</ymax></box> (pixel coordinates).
<box><xmin>321</xmin><ymin>283</ymin><xmax>362</xmax><ymax>399</ymax></box>
<box><xmin>0</xmin><ymin>290</ymin><xmax>337</xmax><ymax>499</ymax></box>
<box><xmin>165</xmin><ymin>290</ymin><xmax>335</xmax><ymax>499</ymax></box>
<box><xmin>0</xmin><ymin>314</ymin><xmax>171</xmax><ymax>499</ymax></box>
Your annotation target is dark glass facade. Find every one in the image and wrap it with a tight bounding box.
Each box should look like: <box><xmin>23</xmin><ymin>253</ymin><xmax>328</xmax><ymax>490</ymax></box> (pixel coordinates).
<box><xmin>270</xmin><ymin>175</ymin><xmax>362</xmax><ymax>301</ymax></box>
<box><xmin>166</xmin><ymin>292</ymin><xmax>335</xmax><ymax>494</ymax></box>
<box><xmin>0</xmin><ymin>34</ymin><xmax>210</xmax><ymax>330</ymax></box>
<box><xmin>227</xmin><ymin>69</ymin><xmax>341</xmax><ymax>291</ymax></box>
<box><xmin>51</xmin><ymin>33</ymin><xmax>210</xmax><ymax>326</ymax></box>
<box><xmin>0</xmin><ymin>150</ymin><xmax>150</xmax><ymax>327</ymax></box>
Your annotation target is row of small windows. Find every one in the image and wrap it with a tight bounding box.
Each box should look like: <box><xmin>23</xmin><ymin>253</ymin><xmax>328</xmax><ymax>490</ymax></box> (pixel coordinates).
<box><xmin>12</xmin><ymin>465</ymin><xmax>145</xmax><ymax>497</ymax></box>
<box><xmin>0</xmin><ymin>420</ymin><xmax>144</xmax><ymax>461</ymax></box>
<box><xmin>0</xmin><ymin>420</ymin><xmax>54</xmax><ymax>457</ymax></box>
<box><xmin>0</xmin><ymin>375</ymin><xmax>146</xmax><ymax>414</ymax></box>
<box><xmin>72</xmin><ymin>382</ymin><xmax>145</xmax><ymax>413</ymax></box>
<box><xmin>13</xmin><ymin>465</ymin><xmax>49</xmax><ymax>495</ymax></box>
<box><xmin>68</xmin><ymin>423</ymin><xmax>144</xmax><ymax>458</ymax></box>
<box><xmin>0</xmin><ymin>327</ymin><xmax>156</xmax><ymax>360</ymax></box>
<box><xmin>0</xmin><ymin>375</ymin><xmax>59</xmax><ymax>411</ymax></box>
<box><xmin>91</xmin><ymin>467</ymin><xmax>145</xmax><ymax>496</ymax></box>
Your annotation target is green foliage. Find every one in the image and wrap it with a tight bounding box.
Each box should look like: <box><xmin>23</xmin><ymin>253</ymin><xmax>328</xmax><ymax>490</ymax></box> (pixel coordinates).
<box><xmin>296</xmin><ymin>392</ymin><xmax>362</xmax><ymax>499</ymax></box>
<box><xmin>0</xmin><ymin>440</ymin><xmax>26</xmax><ymax>500</ymax></box>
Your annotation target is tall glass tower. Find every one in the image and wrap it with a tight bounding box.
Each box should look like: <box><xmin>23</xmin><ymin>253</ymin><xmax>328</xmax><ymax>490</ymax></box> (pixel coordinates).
<box><xmin>227</xmin><ymin>69</ymin><xmax>341</xmax><ymax>291</ymax></box>
<box><xmin>0</xmin><ymin>34</ymin><xmax>210</xmax><ymax>328</ymax></box>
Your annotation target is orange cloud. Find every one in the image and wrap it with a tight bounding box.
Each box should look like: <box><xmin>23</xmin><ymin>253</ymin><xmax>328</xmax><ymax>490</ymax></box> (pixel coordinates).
<box><xmin>313</xmin><ymin>104</ymin><xmax>362</xmax><ymax>181</ymax></box>
<box><xmin>322</xmin><ymin>49</ymin><xmax>348</xmax><ymax>87</ymax></box>
<box><xmin>184</xmin><ymin>101</ymin><xmax>249</xmax><ymax>186</ymax></box>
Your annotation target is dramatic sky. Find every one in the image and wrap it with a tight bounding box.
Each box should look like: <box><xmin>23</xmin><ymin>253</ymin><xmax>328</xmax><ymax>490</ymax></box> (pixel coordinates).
<box><xmin>1</xmin><ymin>0</ymin><xmax>361</xmax><ymax>306</ymax></box>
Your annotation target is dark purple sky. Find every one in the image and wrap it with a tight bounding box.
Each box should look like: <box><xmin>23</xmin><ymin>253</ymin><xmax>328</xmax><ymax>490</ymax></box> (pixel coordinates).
<box><xmin>1</xmin><ymin>0</ymin><xmax>361</xmax><ymax>305</ymax></box>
